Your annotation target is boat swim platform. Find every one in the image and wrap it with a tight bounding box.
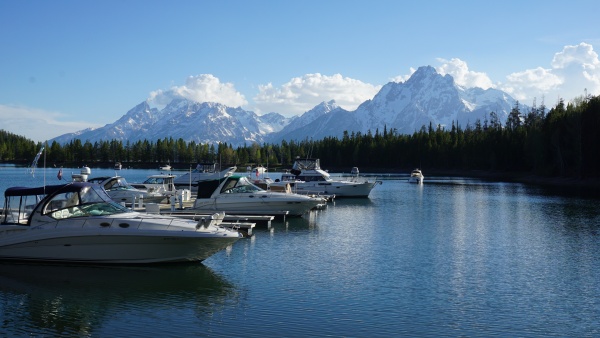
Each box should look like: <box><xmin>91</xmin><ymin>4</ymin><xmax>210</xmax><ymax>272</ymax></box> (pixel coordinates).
<box><xmin>160</xmin><ymin>210</ymin><xmax>275</xmax><ymax>228</ymax></box>
<box><xmin>148</xmin><ymin>199</ymin><xmax>285</xmax><ymax>224</ymax></box>
<box><xmin>158</xmin><ymin>211</ymin><xmax>260</xmax><ymax>237</ymax></box>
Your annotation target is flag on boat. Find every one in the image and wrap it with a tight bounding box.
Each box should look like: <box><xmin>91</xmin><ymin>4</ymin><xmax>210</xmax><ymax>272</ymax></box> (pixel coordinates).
<box><xmin>29</xmin><ymin>146</ymin><xmax>45</xmax><ymax>177</ymax></box>
<box><xmin>57</xmin><ymin>167</ymin><xmax>63</xmax><ymax>180</ymax></box>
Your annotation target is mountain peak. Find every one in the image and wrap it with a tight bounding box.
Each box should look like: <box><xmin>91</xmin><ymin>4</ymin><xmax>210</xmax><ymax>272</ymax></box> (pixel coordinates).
<box><xmin>414</xmin><ymin>65</ymin><xmax>438</xmax><ymax>76</ymax></box>
<box><xmin>405</xmin><ymin>65</ymin><xmax>454</xmax><ymax>88</ymax></box>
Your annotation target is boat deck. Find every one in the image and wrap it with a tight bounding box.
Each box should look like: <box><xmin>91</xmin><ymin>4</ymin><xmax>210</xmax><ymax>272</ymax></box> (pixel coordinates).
<box><xmin>134</xmin><ymin>199</ymin><xmax>276</xmax><ymax>237</ymax></box>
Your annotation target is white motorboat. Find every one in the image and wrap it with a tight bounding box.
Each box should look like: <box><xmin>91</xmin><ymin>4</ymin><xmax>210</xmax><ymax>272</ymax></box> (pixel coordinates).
<box><xmin>159</xmin><ymin>164</ymin><xmax>172</xmax><ymax>171</ymax></box>
<box><xmin>191</xmin><ymin>175</ymin><xmax>325</xmax><ymax>217</ymax></box>
<box><xmin>0</xmin><ymin>182</ymin><xmax>241</xmax><ymax>264</ymax></box>
<box><xmin>114</xmin><ymin>162</ymin><xmax>122</xmax><ymax>170</ymax></box>
<box><xmin>88</xmin><ymin>176</ymin><xmax>167</xmax><ymax>205</ymax></box>
<box><xmin>174</xmin><ymin>163</ymin><xmax>237</xmax><ymax>191</ymax></box>
<box><xmin>130</xmin><ymin>174</ymin><xmax>177</xmax><ymax>195</ymax></box>
<box><xmin>276</xmin><ymin>158</ymin><xmax>382</xmax><ymax>197</ymax></box>
<box><xmin>248</xmin><ymin>165</ymin><xmax>267</xmax><ymax>177</ymax></box>
<box><xmin>246</xmin><ymin>165</ymin><xmax>275</xmax><ymax>190</ymax></box>
<box><xmin>408</xmin><ymin>168</ymin><xmax>424</xmax><ymax>184</ymax></box>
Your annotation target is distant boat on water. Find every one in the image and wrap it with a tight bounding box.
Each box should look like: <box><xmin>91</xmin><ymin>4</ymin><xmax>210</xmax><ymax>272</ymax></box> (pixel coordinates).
<box><xmin>408</xmin><ymin>168</ymin><xmax>424</xmax><ymax>184</ymax></box>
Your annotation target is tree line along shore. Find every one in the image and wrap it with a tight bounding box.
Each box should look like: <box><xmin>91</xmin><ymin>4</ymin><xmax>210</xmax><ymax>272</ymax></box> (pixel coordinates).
<box><xmin>1</xmin><ymin>95</ymin><xmax>599</xmax><ymax>195</ymax></box>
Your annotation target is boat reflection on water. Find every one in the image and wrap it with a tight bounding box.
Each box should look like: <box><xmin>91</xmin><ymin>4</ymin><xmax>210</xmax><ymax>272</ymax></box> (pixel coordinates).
<box><xmin>276</xmin><ymin>209</ymin><xmax>321</xmax><ymax>232</ymax></box>
<box><xmin>0</xmin><ymin>263</ymin><xmax>239</xmax><ymax>336</ymax></box>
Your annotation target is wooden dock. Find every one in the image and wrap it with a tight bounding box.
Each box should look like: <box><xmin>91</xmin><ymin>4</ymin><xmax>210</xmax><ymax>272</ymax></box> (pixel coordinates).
<box><xmin>137</xmin><ymin>200</ymin><xmax>276</xmax><ymax>237</ymax></box>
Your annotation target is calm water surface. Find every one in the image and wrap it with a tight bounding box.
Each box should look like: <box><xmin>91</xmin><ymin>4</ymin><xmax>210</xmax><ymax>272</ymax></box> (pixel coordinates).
<box><xmin>1</xmin><ymin>165</ymin><xmax>599</xmax><ymax>337</ymax></box>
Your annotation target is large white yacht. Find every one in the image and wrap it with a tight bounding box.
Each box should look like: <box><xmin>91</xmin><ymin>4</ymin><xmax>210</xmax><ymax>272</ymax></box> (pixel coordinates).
<box><xmin>276</xmin><ymin>158</ymin><xmax>382</xmax><ymax>198</ymax></box>
<box><xmin>192</xmin><ymin>175</ymin><xmax>325</xmax><ymax>217</ymax></box>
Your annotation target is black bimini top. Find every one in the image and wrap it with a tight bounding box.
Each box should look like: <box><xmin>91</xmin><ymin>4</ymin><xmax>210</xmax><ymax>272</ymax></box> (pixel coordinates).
<box><xmin>4</xmin><ymin>182</ymin><xmax>96</xmax><ymax>197</ymax></box>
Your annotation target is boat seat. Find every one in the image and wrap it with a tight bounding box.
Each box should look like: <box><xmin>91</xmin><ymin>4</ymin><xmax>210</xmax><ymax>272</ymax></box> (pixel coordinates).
<box><xmin>196</xmin><ymin>212</ymin><xmax>226</xmax><ymax>229</ymax></box>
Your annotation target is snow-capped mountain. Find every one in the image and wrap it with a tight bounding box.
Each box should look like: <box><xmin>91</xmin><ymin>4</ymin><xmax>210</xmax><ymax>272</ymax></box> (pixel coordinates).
<box><xmin>51</xmin><ymin>101</ymin><xmax>161</xmax><ymax>144</ymax></box>
<box><xmin>268</xmin><ymin>66</ymin><xmax>517</xmax><ymax>143</ymax></box>
<box><xmin>52</xmin><ymin>99</ymin><xmax>291</xmax><ymax>146</ymax></box>
<box><xmin>51</xmin><ymin>66</ymin><xmax>520</xmax><ymax>147</ymax></box>
<box><xmin>265</xmin><ymin>100</ymin><xmax>355</xmax><ymax>142</ymax></box>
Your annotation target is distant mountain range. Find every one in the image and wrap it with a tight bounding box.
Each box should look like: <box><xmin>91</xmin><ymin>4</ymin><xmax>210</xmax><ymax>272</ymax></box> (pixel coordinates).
<box><xmin>51</xmin><ymin>66</ymin><xmax>520</xmax><ymax>147</ymax></box>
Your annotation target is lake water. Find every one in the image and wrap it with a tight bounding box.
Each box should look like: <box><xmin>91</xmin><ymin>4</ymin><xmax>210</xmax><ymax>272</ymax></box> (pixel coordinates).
<box><xmin>1</xmin><ymin>165</ymin><xmax>599</xmax><ymax>337</ymax></box>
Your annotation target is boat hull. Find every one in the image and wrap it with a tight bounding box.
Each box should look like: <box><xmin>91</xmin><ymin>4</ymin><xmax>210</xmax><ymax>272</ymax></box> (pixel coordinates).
<box><xmin>1</xmin><ymin>182</ymin><xmax>241</xmax><ymax>264</ymax></box>
<box><xmin>285</xmin><ymin>180</ymin><xmax>379</xmax><ymax>198</ymax></box>
<box><xmin>0</xmin><ymin>229</ymin><xmax>238</xmax><ymax>264</ymax></box>
<box><xmin>193</xmin><ymin>196</ymin><xmax>322</xmax><ymax>217</ymax></box>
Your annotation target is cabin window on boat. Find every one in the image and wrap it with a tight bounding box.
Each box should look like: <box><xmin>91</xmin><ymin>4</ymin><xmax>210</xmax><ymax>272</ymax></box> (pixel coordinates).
<box><xmin>44</xmin><ymin>192</ymin><xmax>76</xmax><ymax>219</ymax></box>
<box><xmin>1</xmin><ymin>194</ymin><xmax>42</xmax><ymax>225</ymax></box>
<box><xmin>298</xmin><ymin>175</ymin><xmax>326</xmax><ymax>182</ymax></box>
<box><xmin>146</xmin><ymin>177</ymin><xmax>164</xmax><ymax>184</ymax></box>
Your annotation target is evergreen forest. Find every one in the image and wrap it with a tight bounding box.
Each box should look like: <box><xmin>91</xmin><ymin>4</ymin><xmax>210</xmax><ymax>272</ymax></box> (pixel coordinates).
<box><xmin>1</xmin><ymin>95</ymin><xmax>599</xmax><ymax>179</ymax></box>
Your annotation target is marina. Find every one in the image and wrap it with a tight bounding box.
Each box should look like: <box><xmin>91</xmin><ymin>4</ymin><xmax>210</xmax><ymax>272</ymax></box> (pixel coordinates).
<box><xmin>0</xmin><ymin>166</ymin><xmax>599</xmax><ymax>336</ymax></box>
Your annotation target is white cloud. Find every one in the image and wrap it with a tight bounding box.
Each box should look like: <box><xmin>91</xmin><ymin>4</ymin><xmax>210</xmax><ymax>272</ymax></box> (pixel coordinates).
<box><xmin>0</xmin><ymin>104</ymin><xmax>100</xmax><ymax>143</ymax></box>
<box><xmin>502</xmin><ymin>43</ymin><xmax>600</xmax><ymax>103</ymax></box>
<box><xmin>252</xmin><ymin>73</ymin><xmax>381</xmax><ymax>116</ymax></box>
<box><xmin>502</xmin><ymin>67</ymin><xmax>563</xmax><ymax>101</ymax></box>
<box><xmin>551</xmin><ymin>43</ymin><xmax>600</xmax><ymax>69</ymax></box>
<box><xmin>148</xmin><ymin>74</ymin><xmax>248</xmax><ymax>108</ymax></box>
<box><xmin>435</xmin><ymin>58</ymin><xmax>494</xmax><ymax>89</ymax></box>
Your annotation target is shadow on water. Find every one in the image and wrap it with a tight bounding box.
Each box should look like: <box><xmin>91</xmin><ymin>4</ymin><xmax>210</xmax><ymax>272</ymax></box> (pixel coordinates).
<box><xmin>268</xmin><ymin>199</ymin><xmax>374</xmax><ymax>233</ymax></box>
<box><xmin>330</xmin><ymin>197</ymin><xmax>375</xmax><ymax>207</ymax></box>
<box><xmin>0</xmin><ymin>262</ymin><xmax>239</xmax><ymax>336</ymax></box>
<box><xmin>269</xmin><ymin>209</ymin><xmax>322</xmax><ymax>232</ymax></box>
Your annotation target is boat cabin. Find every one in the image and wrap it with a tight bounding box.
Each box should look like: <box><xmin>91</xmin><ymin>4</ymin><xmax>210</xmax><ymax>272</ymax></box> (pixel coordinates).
<box><xmin>2</xmin><ymin>183</ymin><xmax>129</xmax><ymax>225</ymax></box>
<box><xmin>196</xmin><ymin>176</ymin><xmax>264</xmax><ymax>199</ymax></box>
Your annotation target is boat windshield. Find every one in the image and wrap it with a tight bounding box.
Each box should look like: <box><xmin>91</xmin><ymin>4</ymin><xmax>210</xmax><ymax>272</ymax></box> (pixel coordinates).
<box><xmin>220</xmin><ymin>177</ymin><xmax>263</xmax><ymax>194</ymax></box>
<box><xmin>297</xmin><ymin>174</ymin><xmax>328</xmax><ymax>182</ymax></box>
<box><xmin>44</xmin><ymin>185</ymin><xmax>130</xmax><ymax>219</ymax></box>
<box><xmin>293</xmin><ymin>158</ymin><xmax>320</xmax><ymax>170</ymax></box>
<box><xmin>143</xmin><ymin>176</ymin><xmax>172</xmax><ymax>184</ymax></box>
<box><xmin>105</xmin><ymin>177</ymin><xmax>135</xmax><ymax>191</ymax></box>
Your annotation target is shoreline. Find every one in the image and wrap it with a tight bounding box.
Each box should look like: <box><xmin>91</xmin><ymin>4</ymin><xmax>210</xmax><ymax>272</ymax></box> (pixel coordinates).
<box><xmin>332</xmin><ymin>166</ymin><xmax>600</xmax><ymax>198</ymax></box>
<box><xmin>3</xmin><ymin>161</ymin><xmax>599</xmax><ymax>197</ymax></box>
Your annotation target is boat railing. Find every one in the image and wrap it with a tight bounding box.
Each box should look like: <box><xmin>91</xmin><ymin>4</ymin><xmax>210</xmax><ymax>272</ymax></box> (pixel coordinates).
<box><xmin>50</xmin><ymin>216</ymin><xmax>202</xmax><ymax>231</ymax></box>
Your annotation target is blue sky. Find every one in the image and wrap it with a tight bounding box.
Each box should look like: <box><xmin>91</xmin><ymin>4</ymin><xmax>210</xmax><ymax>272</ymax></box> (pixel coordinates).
<box><xmin>1</xmin><ymin>0</ymin><xmax>600</xmax><ymax>142</ymax></box>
